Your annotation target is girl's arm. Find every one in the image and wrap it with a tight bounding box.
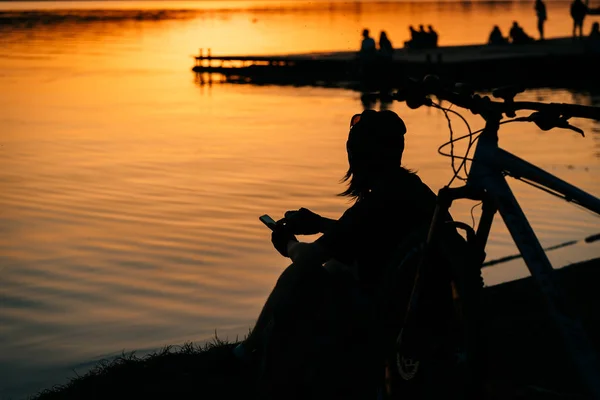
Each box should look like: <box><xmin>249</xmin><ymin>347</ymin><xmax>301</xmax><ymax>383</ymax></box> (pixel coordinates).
<box><xmin>319</xmin><ymin>216</ymin><xmax>337</xmax><ymax>233</ymax></box>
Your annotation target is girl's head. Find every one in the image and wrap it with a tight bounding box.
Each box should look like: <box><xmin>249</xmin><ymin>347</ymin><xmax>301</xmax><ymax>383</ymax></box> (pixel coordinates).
<box><xmin>340</xmin><ymin>110</ymin><xmax>407</xmax><ymax>200</ymax></box>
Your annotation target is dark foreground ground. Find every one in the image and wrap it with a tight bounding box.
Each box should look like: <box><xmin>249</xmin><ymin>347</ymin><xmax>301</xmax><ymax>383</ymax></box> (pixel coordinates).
<box><xmin>32</xmin><ymin>258</ymin><xmax>600</xmax><ymax>400</ymax></box>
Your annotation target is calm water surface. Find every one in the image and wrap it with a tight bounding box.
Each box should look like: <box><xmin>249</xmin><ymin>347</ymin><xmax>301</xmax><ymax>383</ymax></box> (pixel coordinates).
<box><xmin>1</xmin><ymin>1</ymin><xmax>599</xmax><ymax>398</ymax></box>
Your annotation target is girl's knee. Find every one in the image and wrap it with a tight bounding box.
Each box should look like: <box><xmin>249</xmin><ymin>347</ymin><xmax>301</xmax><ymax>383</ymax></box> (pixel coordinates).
<box><xmin>276</xmin><ymin>261</ymin><xmax>323</xmax><ymax>286</ymax></box>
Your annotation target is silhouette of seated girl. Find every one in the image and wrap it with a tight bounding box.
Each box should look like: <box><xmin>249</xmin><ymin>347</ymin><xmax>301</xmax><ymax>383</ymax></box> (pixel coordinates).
<box><xmin>378</xmin><ymin>31</ymin><xmax>394</xmax><ymax>58</ymax></box>
<box><xmin>234</xmin><ymin>110</ymin><xmax>442</xmax><ymax>399</ymax></box>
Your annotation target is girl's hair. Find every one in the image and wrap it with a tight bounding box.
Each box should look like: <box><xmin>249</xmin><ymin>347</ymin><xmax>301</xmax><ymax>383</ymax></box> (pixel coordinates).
<box><xmin>339</xmin><ymin>110</ymin><xmax>409</xmax><ymax>201</ymax></box>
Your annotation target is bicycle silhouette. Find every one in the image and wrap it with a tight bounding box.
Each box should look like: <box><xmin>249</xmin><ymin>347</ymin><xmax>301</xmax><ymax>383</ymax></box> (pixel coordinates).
<box><xmin>380</xmin><ymin>76</ymin><xmax>600</xmax><ymax>400</ymax></box>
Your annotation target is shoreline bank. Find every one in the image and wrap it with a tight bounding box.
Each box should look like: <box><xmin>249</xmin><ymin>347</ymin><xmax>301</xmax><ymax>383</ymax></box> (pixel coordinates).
<box><xmin>30</xmin><ymin>257</ymin><xmax>600</xmax><ymax>400</ymax></box>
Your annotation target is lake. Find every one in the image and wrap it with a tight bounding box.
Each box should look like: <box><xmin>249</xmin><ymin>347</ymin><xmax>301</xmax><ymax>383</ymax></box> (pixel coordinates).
<box><xmin>1</xmin><ymin>1</ymin><xmax>599</xmax><ymax>398</ymax></box>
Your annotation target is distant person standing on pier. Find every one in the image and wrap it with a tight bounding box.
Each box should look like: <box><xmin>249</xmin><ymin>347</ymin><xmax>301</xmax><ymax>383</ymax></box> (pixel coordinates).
<box><xmin>378</xmin><ymin>31</ymin><xmax>394</xmax><ymax>59</ymax></box>
<box><xmin>358</xmin><ymin>28</ymin><xmax>377</xmax><ymax>89</ymax></box>
<box><xmin>534</xmin><ymin>0</ymin><xmax>547</xmax><ymax>40</ymax></box>
<box><xmin>378</xmin><ymin>31</ymin><xmax>394</xmax><ymax>92</ymax></box>
<box><xmin>570</xmin><ymin>0</ymin><xmax>589</xmax><ymax>37</ymax></box>
<box><xmin>359</xmin><ymin>28</ymin><xmax>377</xmax><ymax>57</ymax></box>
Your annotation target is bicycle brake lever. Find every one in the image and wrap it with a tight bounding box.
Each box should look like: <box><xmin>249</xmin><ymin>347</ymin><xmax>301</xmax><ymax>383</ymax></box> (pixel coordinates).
<box><xmin>549</xmin><ymin>117</ymin><xmax>585</xmax><ymax>137</ymax></box>
<box><xmin>562</xmin><ymin>123</ymin><xmax>585</xmax><ymax>136</ymax></box>
<box><xmin>528</xmin><ymin>112</ymin><xmax>585</xmax><ymax>137</ymax></box>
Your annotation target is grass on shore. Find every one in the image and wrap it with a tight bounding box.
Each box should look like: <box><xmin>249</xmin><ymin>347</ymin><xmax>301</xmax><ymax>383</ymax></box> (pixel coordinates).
<box><xmin>31</xmin><ymin>337</ymin><xmax>256</xmax><ymax>400</ymax></box>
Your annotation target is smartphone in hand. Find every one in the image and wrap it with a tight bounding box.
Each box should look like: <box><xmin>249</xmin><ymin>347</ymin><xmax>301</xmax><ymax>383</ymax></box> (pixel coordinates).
<box><xmin>259</xmin><ymin>214</ymin><xmax>277</xmax><ymax>231</ymax></box>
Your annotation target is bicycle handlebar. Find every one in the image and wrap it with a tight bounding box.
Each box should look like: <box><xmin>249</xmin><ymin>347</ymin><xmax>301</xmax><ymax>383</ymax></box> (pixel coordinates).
<box><xmin>392</xmin><ymin>75</ymin><xmax>600</xmax><ymax>121</ymax></box>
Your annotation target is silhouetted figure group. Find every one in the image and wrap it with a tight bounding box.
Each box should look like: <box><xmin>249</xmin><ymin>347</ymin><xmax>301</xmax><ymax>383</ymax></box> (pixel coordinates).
<box><xmin>488</xmin><ymin>22</ymin><xmax>534</xmax><ymax>45</ymax></box>
<box><xmin>359</xmin><ymin>28</ymin><xmax>394</xmax><ymax>60</ymax></box>
<box><xmin>488</xmin><ymin>0</ymin><xmax>598</xmax><ymax>45</ymax></box>
<box><xmin>357</xmin><ymin>28</ymin><xmax>396</xmax><ymax>91</ymax></box>
<box><xmin>404</xmin><ymin>25</ymin><xmax>439</xmax><ymax>49</ymax></box>
<box><xmin>535</xmin><ymin>0</ymin><xmax>597</xmax><ymax>40</ymax></box>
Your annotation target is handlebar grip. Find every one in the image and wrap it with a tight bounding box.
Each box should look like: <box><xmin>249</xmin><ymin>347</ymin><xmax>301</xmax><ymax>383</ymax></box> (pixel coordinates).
<box><xmin>392</xmin><ymin>75</ymin><xmax>440</xmax><ymax>109</ymax></box>
<box><xmin>393</xmin><ymin>74</ymin><xmax>471</xmax><ymax>109</ymax></box>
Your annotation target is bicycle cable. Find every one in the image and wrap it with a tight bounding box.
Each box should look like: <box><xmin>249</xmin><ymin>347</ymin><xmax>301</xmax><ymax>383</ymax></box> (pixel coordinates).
<box><xmin>432</xmin><ymin>101</ymin><xmax>522</xmax><ymax>187</ymax></box>
<box><xmin>432</xmin><ymin>103</ymin><xmax>474</xmax><ymax>186</ymax></box>
<box><xmin>427</xmin><ymin>97</ymin><xmax>593</xmax><ymax>219</ymax></box>
<box><xmin>470</xmin><ymin>201</ymin><xmax>483</xmax><ymax>229</ymax></box>
<box><xmin>515</xmin><ymin>176</ymin><xmax>600</xmax><ymax>218</ymax></box>
<box><xmin>436</xmin><ymin>117</ymin><xmax>520</xmax><ymax>164</ymax></box>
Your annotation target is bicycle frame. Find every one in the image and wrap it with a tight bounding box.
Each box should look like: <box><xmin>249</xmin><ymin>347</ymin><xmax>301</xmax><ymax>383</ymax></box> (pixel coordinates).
<box><xmin>429</xmin><ymin>117</ymin><xmax>600</xmax><ymax>398</ymax></box>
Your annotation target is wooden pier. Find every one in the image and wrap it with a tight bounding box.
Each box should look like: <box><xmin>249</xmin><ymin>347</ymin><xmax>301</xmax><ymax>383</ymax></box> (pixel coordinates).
<box><xmin>193</xmin><ymin>37</ymin><xmax>600</xmax><ymax>90</ymax></box>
